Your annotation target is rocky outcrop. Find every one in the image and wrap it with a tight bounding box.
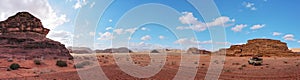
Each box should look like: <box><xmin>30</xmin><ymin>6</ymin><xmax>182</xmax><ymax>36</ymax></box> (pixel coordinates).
<box><xmin>0</xmin><ymin>12</ymin><xmax>49</xmax><ymax>36</ymax></box>
<box><xmin>0</xmin><ymin>12</ymin><xmax>71</xmax><ymax>59</ymax></box>
<box><xmin>187</xmin><ymin>47</ymin><xmax>211</xmax><ymax>54</ymax></box>
<box><xmin>151</xmin><ymin>50</ymin><xmax>160</xmax><ymax>53</ymax></box>
<box><xmin>225</xmin><ymin>39</ymin><xmax>296</xmax><ymax>57</ymax></box>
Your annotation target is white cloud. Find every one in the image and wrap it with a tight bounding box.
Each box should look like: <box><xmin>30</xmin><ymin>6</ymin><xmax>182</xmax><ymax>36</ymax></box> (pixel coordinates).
<box><xmin>90</xmin><ymin>2</ymin><xmax>95</xmax><ymax>8</ymax></box>
<box><xmin>125</xmin><ymin>27</ymin><xmax>138</xmax><ymax>34</ymax></box>
<box><xmin>206</xmin><ymin>16</ymin><xmax>235</xmax><ymax>27</ymax></box>
<box><xmin>47</xmin><ymin>30</ymin><xmax>74</xmax><ymax>46</ymax></box>
<box><xmin>141</xmin><ymin>27</ymin><xmax>148</xmax><ymax>31</ymax></box>
<box><xmin>73</xmin><ymin>0</ymin><xmax>88</xmax><ymax>9</ymax></box>
<box><xmin>283</xmin><ymin>34</ymin><xmax>295</xmax><ymax>41</ymax></box>
<box><xmin>250</xmin><ymin>24</ymin><xmax>265</xmax><ymax>30</ymax></box>
<box><xmin>98</xmin><ymin>32</ymin><xmax>114</xmax><ymax>40</ymax></box>
<box><xmin>251</xmin><ymin>7</ymin><xmax>257</xmax><ymax>10</ymax></box>
<box><xmin>179</xmin><ymin>12</ymin><xmax>199</xmax><ymax>24</ymax></box>
<box><xmin>177</xmin><ymin>12</ymin><xmax>234</xmax><ymax>32</ymax></box>
<box><xmin>174</xmin><ymin>38</ymin><xmax>188</xmax><ymax>44</ymax></box>
<box><xmin>272</xmin><ymin>32</ymin><xmax>282</xmax><ymax>36</ymax></box>
<box><xmin>174</xmin><ymin>38</ymin><xmax>231</xmax><ymax>45</ymax></box>
<box><xmin>138</xmin><ymin>42</ymin><xmax>145</xmax><ymax>46</ymax></box>
<box><xmin>245</xmin><ymin>2</ymin><xmax>254</xmax><ymax>8</ymax></box>
<box><xmin>244</xmin><ymin>2</ymin><xmax>257</xmax><ymax>11</ymax></box>
<box><xmin>113</xmin><ymin>28</ymin><xmax>124</xmax><ymax>35</ymax></box>
<box><xmin>105</xmin><ymin>27</ymin><xmax>113</xmax><ymax>30</ymax></box>
<box><xmin>109</xmin><ymin>19</ymin><xmax>113</xmax><ymax>22</ymax></box>
<box><xmin>231</xmin><ymin>24</ymin><xmax>247</xmax><ymax>32</ymax></box>
<box><xmin>141</xmin><ymin>35</ymin><xmax>151</xmax><ymax>41</ymax></box>
<box><xmin>0</xmin><ymin>0</ymin><xmax>69</xmax><ymax>30</ymax></box>
<box><xmin>111</xmin><ymin>27</ymin><xmax>138</xmax><ymax>35</ymax></box>
<box><xmin>174</xmin><ymin>38</ymin><xmax>205</xmax><ymax>45</ymax></box>
<box><xmin>298</xmin><ymin>41</ymin><xmax>300</xmax><ymax>43</ymax></box>
<box><xmin>159</xmin><ymin>35</ymin><xmax>165</xmax><ymax>40</ymax></box>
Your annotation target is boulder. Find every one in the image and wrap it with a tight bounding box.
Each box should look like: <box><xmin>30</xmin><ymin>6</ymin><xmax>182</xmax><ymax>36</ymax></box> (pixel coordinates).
<box><xmin>150</xmin><ymin>50</ymin><xmax>160</xmax><ymax>53</ymax></box>
<box><xmin>187</xmin><ymin>47</ymin><xmax>211</xmax><ymax>54</ymax></box>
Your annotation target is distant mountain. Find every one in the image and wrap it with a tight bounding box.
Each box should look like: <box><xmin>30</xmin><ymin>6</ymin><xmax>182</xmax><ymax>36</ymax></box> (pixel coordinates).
<box><xmin>68</xmin><ymin>47</ymin><xmax>93</xmax><ymax>54</ymax></box>
<box><xmin>0</xmin><ymin>12</ymin><xmax>71</xmax><ymax>59</ymax></box>
<box><xmin>95</xmin><ymin>47</ymin><xmax>133</xmax><ymax>53</ymax></box>
<box><xmin>290</xmin><ymin>48</ymin><xmax>300</xmax><ymax>53</ymax></box>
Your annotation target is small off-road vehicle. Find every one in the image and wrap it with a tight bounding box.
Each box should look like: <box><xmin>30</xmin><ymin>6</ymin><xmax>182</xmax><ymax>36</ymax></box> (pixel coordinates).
<box><xmin>248</xmin><ymin>57</ymin><xmax>263</xmax><ymax>66</ymax></box>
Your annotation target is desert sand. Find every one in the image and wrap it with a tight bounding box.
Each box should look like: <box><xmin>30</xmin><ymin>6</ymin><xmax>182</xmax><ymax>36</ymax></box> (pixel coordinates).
<box><xmin>1</xmin><ymin>53</ymin><xmax>300</xmax><ymax>80</ymax></box>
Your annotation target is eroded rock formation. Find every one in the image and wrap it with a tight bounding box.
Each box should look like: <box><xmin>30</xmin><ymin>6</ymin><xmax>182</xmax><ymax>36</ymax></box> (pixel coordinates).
<box><xmin>0</xmin><ymin>12</ymin><xmax>71</xmax><ymax>59</ymax></box>
<box><xmin>187</xmin><ymin>47</ymin><xmax>211</xmax><ymax>54</ymax></box>
<box><xmin>225</xmin><ymin>39</ymin><xmax>296</xmax><ymax>57</ymax></box>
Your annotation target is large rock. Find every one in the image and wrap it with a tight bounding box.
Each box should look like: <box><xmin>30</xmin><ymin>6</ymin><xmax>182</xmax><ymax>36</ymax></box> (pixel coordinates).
<box><xmin>225</xmin><ymin>39</ymin><xmax>296</xmax><ymax>57</ymax></box>
<box><xmin>0</xmin><ymin>12</ymin><xmax>71</xmax><ymax>59</ymax></box>
<box><xmin>0</xmin><ymin>12</ymin><xmax>49</xmax><ymax>35</ymax></box>
<box><xmin>187</xmin><ymin>47</ymin><xmax>211</xmax><ymax>54</ymax></box>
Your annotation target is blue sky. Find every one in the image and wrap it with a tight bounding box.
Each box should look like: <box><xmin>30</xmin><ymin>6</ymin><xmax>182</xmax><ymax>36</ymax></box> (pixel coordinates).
<box><xmin>1</xmin><ymin>0</ymin><xmax>299</xmax><ymax>51</ymax></box>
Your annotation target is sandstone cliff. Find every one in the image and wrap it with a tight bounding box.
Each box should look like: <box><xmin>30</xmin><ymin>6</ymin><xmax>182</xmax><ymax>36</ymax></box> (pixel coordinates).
<box><xmin>0</xmin><ymin>12</ymin><xmax>71</xmax><ymax>59</ymax></box>
<box><xmin>225</xmin><ymin>39</ymin><xmax>296</xmax><ymax>57</ymax></box>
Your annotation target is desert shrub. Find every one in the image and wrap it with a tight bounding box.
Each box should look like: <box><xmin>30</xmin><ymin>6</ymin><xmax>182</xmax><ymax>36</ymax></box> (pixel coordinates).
<box><xmin>194</xmin><ymin>62</ymin><xmax>198</xmax><ymax>64</ymax></box>
<box><xmin>7</xmin><ymin>58</ymin><xmax>13</xmax><ymax>62</ymax></box>
<box><xmin>238</xmin><ymin>67</ymin><xmax>243</xmax><ymax>70</ymax></box>
<box><xmin>232</xmin><ymin>63</ymin><xmax>240</xmax><ymax>65</ymax></box>
<box><xmin>68</xmin><ymin>57</ymin><xmax>74</xmax><ymax>60</ymax></box>
<box><xmin>224</xmin><ymin>69</ymin><xmax>231</xmax><ymax>72</ymax></box>
<box><xmin>56</xmin><ymin>60</ymin><xmax>68</xmax><ymax>67</ymax></box>
<box><xmin>226</xmin><ymin>54</ymin><xmax>236</xmax><ymax>56</ymax></box>
<box><xmin>53</xmin><ymin>57</ymin><xmax>58</xmax><ymax>59</ymax></box>
<box><xmin>241</xmin><ymin>64</ymin><xmax>247</xmax><ymax>67</ymax></box>
<box><xmin>103</xmin><ymin>60</ymin><xmax>108</xmax><ymax>64</ymax></box>
<box><xmin>283</xmin><ymin>61</ymin><xmax>288</xmax><ymax>64</ymax></box>
<box><xmin>9</xmin><ymin>63</ymin><xmax>20</xmax><ymax>70</ymax></box>
<box><xmin>34</xmin><ymin>59</ymin><xmax>42</xmax><ymax>65</ymax></box>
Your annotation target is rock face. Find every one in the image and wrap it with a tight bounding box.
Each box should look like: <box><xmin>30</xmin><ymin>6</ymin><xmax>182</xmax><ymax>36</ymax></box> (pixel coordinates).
<box><xmin>0</xmin><ymin>12</ymin><xmax>49</xmax><ymax>35</ymax></box>
<box><xmin>0</xmin><ymin>12</ymin><xmax>71</xmax><ymax>59</ymax></box>
<box><xmin>226</xmin><ymin>39</ymin><xmax>296</xmax><ymax>56</ymax></box>
<box><xmin>187</xmin><ymin>47</ymin><xmax>211</xmax><ymax>54</ymax></box>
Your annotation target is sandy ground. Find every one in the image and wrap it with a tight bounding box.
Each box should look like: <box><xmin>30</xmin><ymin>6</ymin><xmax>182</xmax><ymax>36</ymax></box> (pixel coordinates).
<box><xmin>1</xmin><ymin>53</ymin><xmax>300</xmax><ymax>80</ymax></box>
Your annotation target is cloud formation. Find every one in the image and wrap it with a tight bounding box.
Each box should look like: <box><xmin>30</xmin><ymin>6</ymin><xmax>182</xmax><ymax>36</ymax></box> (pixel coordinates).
<box><xmin>141</xmin><ymin>35</ymin><xmax>151</xmax><ymax>41</ymax></box>
<box><xmin>272</xmin><ymin>32</ymin><xmax>282</xmax><ymax>36</ymax></box>
<box><xmin>98</xmin><ymin>32</ymin><xmax>114</xmax><ymax>40</ymax></box>
<box><xmin>0</xmin><ymin>0</ymin><xmax>69</xmax><ymax>30</ymax></box>
<box><xmin>283</xmin><ymin>34</ymin><xmax>295</xmax><ymax>41</ymax></box>
<box><xmin>177</xmin><ymin>12</ymin><xmax>234</xmax><ymax>32</ymax></box>
<box><xmin>250</xmin><ymin>24</ymin><xmax>265</xmax><ymax>30</ymax></box>
<box><xmin>231</xmin><ymin>24</ymin><xmax>247</xmax><ymax>32</ymax></box>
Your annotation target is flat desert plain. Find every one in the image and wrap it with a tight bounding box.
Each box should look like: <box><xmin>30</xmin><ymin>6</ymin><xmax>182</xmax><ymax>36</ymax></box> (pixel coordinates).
<box><xmin>1</xmin><ymin>53</ymin><xmax>300</xmax><ymax>80</ymax></box>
